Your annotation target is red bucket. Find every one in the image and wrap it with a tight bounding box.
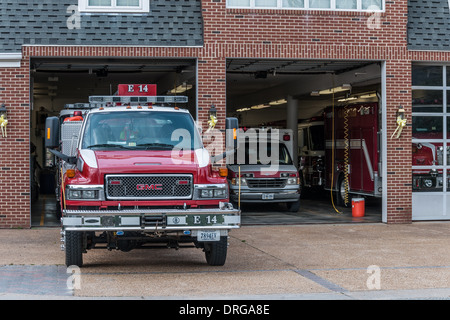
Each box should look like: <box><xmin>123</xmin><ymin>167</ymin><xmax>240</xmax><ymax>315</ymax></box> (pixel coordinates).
<box><xmin>352</xmin><ymin>198</ymin><xmax>365</xmax><ymax>217</ymax></box>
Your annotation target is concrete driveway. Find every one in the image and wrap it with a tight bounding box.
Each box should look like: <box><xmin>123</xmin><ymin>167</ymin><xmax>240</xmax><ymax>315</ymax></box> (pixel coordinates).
<box><xmin>0</xmin><ymin>222</ymin><xmax>449</xmax><ymax>300</ymax></box>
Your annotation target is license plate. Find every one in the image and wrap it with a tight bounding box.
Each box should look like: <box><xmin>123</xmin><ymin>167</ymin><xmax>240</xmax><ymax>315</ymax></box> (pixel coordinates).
<box><xmin>197</xmin><ymin>230</ymin><xmax>220</xmax><ymax>242</ymax></box>
<box><xmin>262</xmin><ymin>193</ymin><xmax>274</xmax><ymax>200</ymax></box>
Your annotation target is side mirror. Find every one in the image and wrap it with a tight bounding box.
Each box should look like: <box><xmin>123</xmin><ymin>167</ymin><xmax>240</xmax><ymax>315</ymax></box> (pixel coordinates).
<box><xmin>45</xmin><ymin>116</ymin><xmax>76</xmax><ymax>165</ymax></box>
<box><xmin>211</xmin><ymin>117</ymin><xmax>239</xmax><ymax>164</ymax></box>
<box><xmin>45</xmin><ymin>117</ymin><xmax>60</xmax><ymax>149</ymax></box>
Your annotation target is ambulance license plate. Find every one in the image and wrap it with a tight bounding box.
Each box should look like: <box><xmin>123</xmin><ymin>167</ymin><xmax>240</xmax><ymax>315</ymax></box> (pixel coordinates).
<box><xmin>262</xmin><ymin>193</ymin><xmax>274</xmax><ymax>200</ymax></box>
<box><xmin>198</xmin><ymin>230</ymin><xmax>220</xmax><ymax>242</ymax></box>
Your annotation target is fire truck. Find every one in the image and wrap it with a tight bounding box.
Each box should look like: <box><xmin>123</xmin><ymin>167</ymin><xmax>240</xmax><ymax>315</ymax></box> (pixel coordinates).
<box><xmin>227</xmin><ymin>128</ymin><xmax>301</xmax><ymax>212</ymax></box>
<box><xmin>297</xmin><ymin>118</ymin><xmax>325</xmax><ymax>193</ymax></box>
<box><xmin>325</xmin><ymin>102</ymin><xmax>443</xmax><ymax>206</ymax></box>
<box><xmin>324</xmin><ymin>102</ymin><xmax>381</xmax><ymax>206</ymax></box>
<box><xmin>45</xmin><ymin>84</ymin><xmax>240</xmax><ymax>267</ymax></box>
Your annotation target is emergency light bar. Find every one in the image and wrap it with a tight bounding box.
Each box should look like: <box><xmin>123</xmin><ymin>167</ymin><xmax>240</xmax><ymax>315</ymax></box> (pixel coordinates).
<box><xmin>89</xmin><ymin>95</ymin><xmax>188</xmax><ymax>104</ymax></box>
<box><xmin>64</xmin><ymin>103</ymin><xmax>94</xmax><ymax>109</ymax></box>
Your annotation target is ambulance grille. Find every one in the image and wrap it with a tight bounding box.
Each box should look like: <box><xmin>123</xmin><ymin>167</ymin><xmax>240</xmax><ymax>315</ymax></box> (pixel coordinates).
<box><xmin>247</xmin><ymin>178</ymin><xmax>286</xmax><ymax>188</ymax></box>
<box><xmin>105</xmin><ymin>174</ymin><xmax>193</xmax><ymax>200</ymax></box>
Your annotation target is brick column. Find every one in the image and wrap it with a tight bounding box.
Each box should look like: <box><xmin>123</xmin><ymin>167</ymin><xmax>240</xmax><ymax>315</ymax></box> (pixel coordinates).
<box><xmin>385</xmin><ymin>59</ymin><xmax>412</xmax><ymax>223</ymax></box>
<box><xmin>197</xmin><ymin>57</ymin><xmax>227</xmax><ymax>164</ymax></box>
<box><xmin>0</xmin><ymin>56</ymin><xmax>30</xmax><ymax>228</ymax></box>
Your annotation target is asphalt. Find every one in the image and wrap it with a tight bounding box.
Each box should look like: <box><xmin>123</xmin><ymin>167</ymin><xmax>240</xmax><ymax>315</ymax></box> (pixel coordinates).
<box><xmin>0</xmin><ymin>222</ymin><xmax>449</xmax><ymax>300</ymax></box>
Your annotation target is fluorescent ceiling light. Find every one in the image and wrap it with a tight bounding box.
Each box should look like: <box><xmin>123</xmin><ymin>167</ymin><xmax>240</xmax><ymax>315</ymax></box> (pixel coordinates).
<box><xmin>318</xmin><ymin>84</ymin><xmax>352</xmax><ymax>95</ymax></box>
<box><xmin>237</xmin><ymin>108</ymin><xmax>251</xmax><ymax>112</ymax></box>
<box><xmin>251</xmin><ymin>104</ymin><xmax>270</xmax><ymax>110</ymax></box>
<box><xmin>169</xmin><ymin>83</ymin><xmax>192</xmax><ymax>94</ymax></box>
<box><xmin>360</xmin><ymin>93</ymin><xmax>377</xmax><ymax>99</ymax></box>
<box><xmin>269</xmin><ymin>99</ymin><xmax>287</xmax><ymax>105</ymax></box>
<box><xmin>337</xmin><ymin>96</ymin><xmax>358</xmax><ymax>102</ymax></box>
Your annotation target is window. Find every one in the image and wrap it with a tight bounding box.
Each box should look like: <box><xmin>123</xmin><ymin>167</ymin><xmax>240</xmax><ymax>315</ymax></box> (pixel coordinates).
<box><xmin>227</xmin><ymin>0</ymin><xmax>383</xmax><ymax>11</ymax></box>
<box><xmin>78</xmin><ymin>0</ymin><xmax>150</xmax><ymax>13</ymax></box>
<box><xmin>411</xmin><ymin>64</ymin><xmax>450</xmax><ymax>220</ymax></box>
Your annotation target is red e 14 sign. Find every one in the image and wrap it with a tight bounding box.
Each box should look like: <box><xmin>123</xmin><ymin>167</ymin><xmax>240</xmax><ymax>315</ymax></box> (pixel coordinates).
<box><xmin>118</xmin><ymin>84</ymin><xmax>157</xmax><ymax>96</ymax></box>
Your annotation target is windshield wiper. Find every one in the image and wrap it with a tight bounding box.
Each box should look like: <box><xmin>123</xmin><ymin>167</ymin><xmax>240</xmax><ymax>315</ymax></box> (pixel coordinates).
<box><xmin>136</xmin><ymin>143</ymin><xmax>174</xmax><ymax>150</ymax></box>
<box><xmin>87</xmin><ymin>144</ymin><xmax>131</xmax><ymax>149</ymax></box>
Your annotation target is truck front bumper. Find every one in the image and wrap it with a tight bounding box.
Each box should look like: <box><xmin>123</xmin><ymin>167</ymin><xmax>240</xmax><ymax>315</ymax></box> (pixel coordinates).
<box><xmin>229</xmin><ymin>188</ymin><xmax>300</xmax><ymax>203</ymax></box>
<box><xmin>61</xmin><ymin>206</ymin><xmax>240</xmax><ymax>232</ymax></box>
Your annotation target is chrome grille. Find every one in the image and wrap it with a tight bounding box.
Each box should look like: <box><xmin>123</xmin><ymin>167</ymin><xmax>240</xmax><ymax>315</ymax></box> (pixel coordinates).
<box><xmin>247</xmin><ymin>178</ymin><xmax>286</xmax><ymax>188</ymax></box>
<box><xmin>105</xmin><ymin>174</ymin><xmax>193</xmax><ymax>200</ymax></box>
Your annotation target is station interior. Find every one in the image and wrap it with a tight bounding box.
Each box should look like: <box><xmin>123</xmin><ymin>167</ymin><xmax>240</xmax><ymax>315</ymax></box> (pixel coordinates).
<box><xmin>29</xmin><ymin>57</ymin><xmax>382</xmax><ymax>227</ymax></box>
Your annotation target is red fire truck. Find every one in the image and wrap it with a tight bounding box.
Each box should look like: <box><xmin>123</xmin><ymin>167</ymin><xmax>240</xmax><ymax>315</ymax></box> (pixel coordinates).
<box><xmin>324</xmin><ymin>102</ymin><xmax>381</xmax><ymax>206</ymax></box>
<box><xmin>45</xmin><ymin>84</ymin><xmax>240</xmax><ymax>267</ymax></box>
<box><xmin>322</xmin><ymin>102</ymin><xmax>441</xmax><ymax>206</ymax></box>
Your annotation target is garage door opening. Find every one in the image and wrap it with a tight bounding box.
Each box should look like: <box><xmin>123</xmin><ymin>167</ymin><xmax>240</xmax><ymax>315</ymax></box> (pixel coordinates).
<box><xmin>30</xmin><ymin>57</ymin><xmax>197</xmax><ymax>227</ymax></box>
<box><xmin>226</xmin><ymin>58</ymin><xmax>383</xmax><ymax>225</ymax></box>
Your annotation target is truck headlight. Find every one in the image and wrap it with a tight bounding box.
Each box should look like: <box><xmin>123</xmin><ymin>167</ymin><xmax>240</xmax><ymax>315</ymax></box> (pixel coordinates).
<box><xmin>66</xmin><ymin>185</ymin><xmax>104</xmax><ymax>201</ymax></box>
<box><xmin>287</xmin><ymin>177</ymin><xmax>299</xmax><ymax>185</ymax></box>
<box><xmin>195</xmin><ymin>184</ymin><xmax>228</xmax><ymax>199</ymax></box>
<box><xmin>231</xmin><ymin>178</ymin><xmax>247</xmax><ymax>186</ymax></box>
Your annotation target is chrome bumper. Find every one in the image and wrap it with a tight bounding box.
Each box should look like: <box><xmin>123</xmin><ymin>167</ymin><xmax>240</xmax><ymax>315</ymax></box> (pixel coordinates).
<box><xmin>61</xmin><ymin>206</ymin><xmax>241</xmax><ymax>232</ymax></box>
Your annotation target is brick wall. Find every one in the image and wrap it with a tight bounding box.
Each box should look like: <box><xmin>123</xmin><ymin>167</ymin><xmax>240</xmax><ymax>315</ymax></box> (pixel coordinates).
<box><xmin>1</xmin><ymin>0</ymin><xmax>444</xmax><ymax>226</ymax></box>
<box><xmin>0</xmin><ymin>58</ymin><xmax>30</xmax><ymax>228</ymax></box>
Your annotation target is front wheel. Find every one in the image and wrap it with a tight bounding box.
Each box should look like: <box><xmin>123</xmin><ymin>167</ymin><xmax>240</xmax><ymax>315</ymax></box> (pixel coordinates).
<box><xmin>204</xmin><ymin>237</ymin><xmax>228</xmax><ymax>266</ymax></box>
<box><xmin>65</xmin><ymin>231</ymin><xmax>84</xmax><ymax>267</ymax></box>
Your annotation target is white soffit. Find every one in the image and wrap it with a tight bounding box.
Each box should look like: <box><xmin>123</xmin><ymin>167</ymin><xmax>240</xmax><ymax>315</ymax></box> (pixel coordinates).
<box><xmin>0</xmin><ymin>53</ymin><xmax>22</xmax><ymax>68</ymax></box>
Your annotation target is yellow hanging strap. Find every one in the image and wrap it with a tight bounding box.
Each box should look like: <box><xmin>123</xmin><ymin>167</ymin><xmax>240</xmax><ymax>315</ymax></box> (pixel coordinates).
<box><xmin>329</xmin><ymin>78</ymin><xmax>343</xmax><ymax>214</ymax></box>
<box><xmin>343</xmin><ymin>105</ymin><xmax>350</xmax><ymax>206</ymax></box>
<box><xmin>391</xmin><ymin>116</ymin><xmax>406</xmax><ymax>139</ymax></box>
<box><xmin>61</xmin><ymin>168</ymin><xmax>66</xmax><ymax>211</ymax></box>
<box><xmin>238</xmin><ymin>165</ymin><xmax>241</xmax><ymax>209</ymax></box>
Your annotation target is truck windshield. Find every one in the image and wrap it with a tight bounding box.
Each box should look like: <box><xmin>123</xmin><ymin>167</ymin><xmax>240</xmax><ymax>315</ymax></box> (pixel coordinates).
<box><xmin>234</xmin><ymin>142</ymin><xmax>293</xmax><ymax>165</ymax></box>
<box><xmin>81</xmin><ymin>111</ymin><xmax>202</xmax><ymax>151</ymax></box>
<box><xmin>309</xmin><ymin>125</ymin><xmax>325</xmax><ymax>151</ymax></box>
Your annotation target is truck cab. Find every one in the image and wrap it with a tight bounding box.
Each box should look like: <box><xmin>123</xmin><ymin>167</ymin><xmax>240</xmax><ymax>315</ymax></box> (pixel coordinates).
<box><xmin>45</xmin><ymin>85</ymin><xmax>240</xmax><ymax>267</ymax></box>
<box><xmin>227</xmin><ymin>128</ymin><xmax>301</xmax><ymax>212</ymax></box>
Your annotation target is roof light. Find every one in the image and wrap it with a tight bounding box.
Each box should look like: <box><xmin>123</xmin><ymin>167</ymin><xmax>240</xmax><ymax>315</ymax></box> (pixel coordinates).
<box><xmin>89</xmin><ymin>95</ymin><xmax>188</xmax><ymax>104</ymax></box>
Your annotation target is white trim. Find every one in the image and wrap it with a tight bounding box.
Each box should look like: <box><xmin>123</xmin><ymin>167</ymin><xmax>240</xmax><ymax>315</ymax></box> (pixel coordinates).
<box><xmin>0</xmin><ymin>53</ymin><xmax>22</xmax><ymax>68</ymax></box>
<box><xmin>195</xmin><ymin>148</ymin><xmax>210</xmax><ymax>168</ymax></box>
<box><xmin>22</xmin><ymin>44</ymin><xmax>203</xmax><ymax>49</ymax></box>
<box><xmin>381</xmin><ymin>60</ymin><xmax>387</xmax><ymax>223</ymax></box>
<box><xmin>80</xmin><ymin>149</ymin><xmax>98</xmax><ymax>168</ymax></box>
<box><xmin>78</xmin><ymin>0</ymin><xmax>150</xmax><ymax>13</ymax></box>
<box><xmin>227</xmin><ymin>0</ymin><xmax>384</xmax><ymax>12</ymax></box>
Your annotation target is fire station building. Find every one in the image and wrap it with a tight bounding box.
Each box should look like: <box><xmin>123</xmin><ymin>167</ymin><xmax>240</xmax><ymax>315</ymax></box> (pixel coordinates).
<box><xmin>0</xmin><ymin>0</ymin><xmax>449</xmax><ymax>228</ymax></box>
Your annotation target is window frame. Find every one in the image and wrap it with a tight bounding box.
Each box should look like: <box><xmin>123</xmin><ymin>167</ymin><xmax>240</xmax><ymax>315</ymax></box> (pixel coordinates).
<box><xmin>78</xmin><ymin>0</ymin><xmax>150</xmax><ymax>13</ymax></box>
<box><xmin>226</xmin><ymin>0</ymin><xmax>384</xmax><ymax>12</ymax></box>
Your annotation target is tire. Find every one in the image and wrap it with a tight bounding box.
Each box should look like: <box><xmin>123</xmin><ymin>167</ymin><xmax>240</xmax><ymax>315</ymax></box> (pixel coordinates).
<box><xmin>204</xmin><ymin>236</ymin><xmax>228</xmax><ymax>266</ymax></box>
<box><xmin>286</xmin><ymin>199</ymin><xmax>301</xmax><ymax>212</ymax></box>
<box><xmin>337</xmin><ymin>175</ymin><xmax>350</xmax><ymax>207</ymax></box>
<box><xmin>65</xmin><ymin>231</ymin><xmax>84</xmax><ymax>267</ymax></box>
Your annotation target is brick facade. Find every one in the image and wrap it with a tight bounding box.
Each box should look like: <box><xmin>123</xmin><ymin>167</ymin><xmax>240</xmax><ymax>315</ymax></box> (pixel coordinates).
<box><xmin>0</xmin><ymin>0</ymin><xmax>446</xmax><ymax>227</ymax></box>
